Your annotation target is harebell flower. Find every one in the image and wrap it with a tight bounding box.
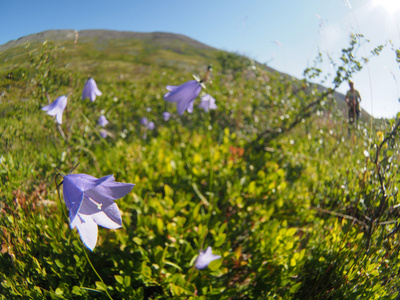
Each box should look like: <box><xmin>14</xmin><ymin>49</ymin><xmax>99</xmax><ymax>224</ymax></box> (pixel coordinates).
<box><xmin>82</xmin><ymin>78</ymin><xmax>102</xmax><ymax>102</ymax></box>
<box><xmin>42</xmin><ymin>95</ymin><xmax>67</xmax><ymax>124</ymax></box>
<box><xmin>195</xmin><ymin>246</ymin><xmax>221</xmax><ymax>270</ymax></box>
<box><xmin>62</xmin><ymin>173</ymin><xmax>134</xmax><ymax>250</ymax></box>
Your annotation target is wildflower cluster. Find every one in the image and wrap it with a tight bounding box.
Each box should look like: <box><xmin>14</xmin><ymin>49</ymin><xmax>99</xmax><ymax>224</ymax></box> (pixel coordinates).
<box><xmin>43</xmin><ymin>70</ymin><xmax>221</xmax><ymax>273</ymax></box>
<box><xmin>163</xmin><ymin>66</ymin><xmax>217</xmax><ymax>116</ymax></box>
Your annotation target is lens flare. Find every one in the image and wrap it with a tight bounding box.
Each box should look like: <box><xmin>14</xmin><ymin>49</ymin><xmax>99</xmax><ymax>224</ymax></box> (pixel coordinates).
<box><xmin>373</xmin><ymin>0</ymin><xmax>400</xmax><ymax>14</ymax></box>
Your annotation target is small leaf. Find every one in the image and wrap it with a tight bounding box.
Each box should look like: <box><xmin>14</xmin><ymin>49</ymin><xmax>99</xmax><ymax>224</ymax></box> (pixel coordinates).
<box><xmin>164</xmin><ymin>184</ymin><xmax>173</xmax><ymax>197</ymax></box>
<box><xmin>133</xmin><ymin>237</ymin><xmax>142</xmax><ymax>245</ymax></box>
<box><xmin>115</xmin><ymin>275</ymin><xmax>124</xmax><ymax>285</ymax></box>
<box><xmin>208</xmin><ymin>258</ymin><xmax>222</xmax><ymax>271</ymax></box>
<box><xmin>55</xmin><ymin>288</ymin><xmax>63</xmax><ymax>295</ymax></box>
<box><xmin>95</xmin><ymin>281</ymin><xmax>108</xmax><ymax>292</ymax></box>
<box><xmin>165</xmin><ymin>261</ymin><xmax>182</xmax><ymax>271</ymax></box>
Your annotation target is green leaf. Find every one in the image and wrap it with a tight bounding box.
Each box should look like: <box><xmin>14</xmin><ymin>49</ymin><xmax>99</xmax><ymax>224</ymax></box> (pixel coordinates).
<box><xmin>133</xmin><ymin>236</ymin><xmax>142</xmax><ymax>245</ymax></box>
<box><xmin>165</xmin><ymin>261</ymin><xmax>182</xmax><ymax>271</ymax></box>
<box><xmin>289</xmin><ymin>282</ymin><xmax>302</xmax><ymax>294</ymax></box>
<box><xmin>123</xmin><ymin>276</ymin><xmax>131</xmax><ymax>288</ymax></box>
<box><xmin>55</xmin><ymin>288</ymin><xmax>63</xmax><ymax>295</ymax></box>
<box><xmin>208</xmin><ymin>258</ymin><xmax>222</xmax><ymax>271</ymax></box>
<box><xmin>214</xmin><ymin>233</ymin><xmax>226</xmax><ymax>247</ymax></box>
<box><xmin>95</xmin><ymin>281</ymin><xmax>108</xmax><ymax>292</ymax></box>
<box><xmin>192</xmin><ymin>183</ymin><xmax>210</xmax><ymax>206</ymax></box>
<box><xmin>156</xmin><ymin>218</ymin><xmax>164</xmax><ymax>233</ymax></box>
<box><xmin>164</xmin><ymin>184</ymin><xmax>174</xmax><ymax>197</ymax></box>
<box><xmin>72</xmin><ymin>286</ymin><xmax>83</xmax><ymax>296</ymax></box>
<box><xmin>169</xmin><ymin>283</ymin><xmax>188</xmax><ymax>296</ymax></box>
<box><xmin>54</xmin><ymin>259</ymin><xmax>65</xmax><ymax>269</ymax></box>
<box><xmin>115</xmin><ymin>275</ymin><xmax>124</xmax><ymax>285</ymax></box>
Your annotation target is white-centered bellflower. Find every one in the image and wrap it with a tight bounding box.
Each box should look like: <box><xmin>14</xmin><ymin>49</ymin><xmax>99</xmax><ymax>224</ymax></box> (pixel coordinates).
<box><xmin>63</xmin><ymin>173</ymin><xmax>134</xmax><ymax>250</ymax></box>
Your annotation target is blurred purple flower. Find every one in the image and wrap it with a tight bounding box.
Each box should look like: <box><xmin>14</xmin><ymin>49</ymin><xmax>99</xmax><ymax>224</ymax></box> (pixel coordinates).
<box><xmin>140</xmin><ymin>117</ymin><xmax>148</xmax><ymax>126</ymax></box>
<box><xmin>195</xmin><ymin>246</ymin><xmax>221</xmax><ymax>270</ymax></box>
<box><xmin>98</xmin><ymin>115</ymin><xmax>109</xmax><ymax>127</ymax></box>
<box><xmin>147</xmin><ymin>121</ymin><xmax>155</xmax><ymax>130</ymax></box>
<box><xmin>198</xmin><ymin>94</ymin><xmax>217</xmax><ymax>113</ymax></box>
<box><xmin>100</xmin><ymin>129</ymin><xmax>107</xmax><ymax>138</ymax></box>
<box><xmin>164</xmin><ymin>80</ymin><xmax>202</xmax><ymax>115</ymax></box>
<box><xmin>162</xmin><ymin>111</ymin><xmax>171</xmax><ymax>121</ymax></box>
<box><xmin>63</xmin><ymin>174</ymin><xmax>134</xmax><ymax>250</ymax></box>
<box><xmin>82</xmin><ymin>78</ymin><xmax>102</xmax><ymax>102</ymax></box>
<box><xmin>42</xmin><ymin>95</ymin><xmax>68</xmax><ymax>124</ymax></box>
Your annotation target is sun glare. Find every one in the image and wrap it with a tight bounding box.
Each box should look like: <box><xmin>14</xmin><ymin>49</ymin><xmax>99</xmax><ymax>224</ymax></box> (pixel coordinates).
<box><xmin>373</xmin><ymin>0</ymin><xmax>400</xmax><ymax>14</ymax></box>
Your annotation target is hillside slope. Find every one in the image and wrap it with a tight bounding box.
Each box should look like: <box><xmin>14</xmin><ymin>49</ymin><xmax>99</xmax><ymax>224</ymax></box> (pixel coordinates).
<box><xmin>0</xmin><ymin>29</ymin><xmax>367</xmax><ymax>120</ymax></box>
<box><xmin>0</xmin><ymin>29</ymin><xmax>216</xmax><ymax>52</ymax></box>
<box><xmin>1</xmin><ymin>29</ymin><xmax>396</xmax><ymax>299</ymax></box>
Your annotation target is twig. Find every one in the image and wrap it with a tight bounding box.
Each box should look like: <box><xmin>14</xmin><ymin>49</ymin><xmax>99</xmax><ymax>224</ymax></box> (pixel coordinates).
<box><xmin>315</xmin><ymin>207</ymin><xmax>366</xmax><ymax>226</ymax></box>
<box><xmin>366</xmin><ymin>118</ymin><xmax>400</xmax><ymax>250</ymax></box>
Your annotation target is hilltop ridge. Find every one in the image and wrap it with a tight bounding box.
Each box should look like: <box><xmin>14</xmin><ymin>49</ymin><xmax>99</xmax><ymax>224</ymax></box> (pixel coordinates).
<box><xmin>0</xmin><ymin>29</ymin><xmax>369</xmax><ymax>120</ymax></box>
<box><xmin>0</xmin><ymin>29</ymin><xmax>215</xmax><ymax>52</ymax></box>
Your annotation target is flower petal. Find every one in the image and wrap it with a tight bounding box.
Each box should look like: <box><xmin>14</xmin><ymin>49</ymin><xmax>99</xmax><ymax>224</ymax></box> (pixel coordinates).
<box><xmin>63</xmin><ymin>176</ymin><xmax>85</xmax><ymax>223</ymax></box>
<box><xmin>89</xmin><ymin>203</ymin><xmax>122</xmax><ymax>229</ymax></box>
<box><xmin>100</xmin><ymin>129</ymin><xmax>108</xmax><ymax>138</ymax></box>
<box><xmin>65</xmin><ymin>174</ymin><xmax>111</xmax><ymax>192</ymax></box>
<box><xmin>82</xmin><ymin>78</ymin><xmax>102</xmax><ymax>101</ymax></box>
<box><xmin>56</xmin><ymin>111</ymin><xmax>63</xmax><ymax>124</ymax></box>
<box><xmin>163</xmin><ymin>80</ymin><xmax>201</xmax><ymax>104</ymax></box>
<box><xmin>98</xmin><ymin>115</ymin><xmax>109</xmax><ymax>127</ymax></box>
<box><xmin>195</xmin><ymin>246</ymin><xmax>221</xmax><ymax>270</ymax></box>
<box><xmin>166</xmin><ymin>85</ymin><xmax>180</xmax><ymax>92</ymax></box>
<box><xmin>71</xmin><ymin>214</ymin><xmax>98</xmax><ymax>251</ymax></box>
<box><xmin>199</xmin><ymin>94</ymin><xmax>217</xmax><ymax>113</ymax></box>
<box><xmin>63</xmin><ymin>174</ymin><xmax>113</xmax><ymax>222</ymax></box>
<box><xmin>186</xmin><ymin>100</ymin><xmax>194</xmax><ymax>114</ymax></box>
<box><xmin>147</xmin><ymin>122</ymin><xmax>155</xmax><ymax>130</ymax></box>
<box><xmin>90</xmin><ymin>91</ymin><xmax>97</xmax><ymax>102</ymax></box>
<box><xmin>85</xmin><ymin>177</ymin><xmax>134</xmax><ymax>204</ymax></box>
<box><xmin>140</xmin><ymin>117</ymin><xmax>149</xmax><ymax>126</ymax></box>
<box><xmin>162</xmin><ymin>111</ymin><xmax>171</xmax><ymax>121</ymax></box>
<box><xmin>42</xmin><ymin>96</ymin><xmax>67</xmax><ymax>124</ymax></box>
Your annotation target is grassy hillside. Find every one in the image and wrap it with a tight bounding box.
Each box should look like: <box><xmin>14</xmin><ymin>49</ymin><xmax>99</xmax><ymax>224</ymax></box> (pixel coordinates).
<box><xmin>1</xmin><ymin>30</ymin><xmax>399</xmax><ymax>299</ymax></box>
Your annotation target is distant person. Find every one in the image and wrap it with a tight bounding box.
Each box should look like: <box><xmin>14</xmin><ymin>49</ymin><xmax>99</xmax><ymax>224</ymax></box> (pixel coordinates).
<box><xmin>345</xmin><ymin>80</ymin><xmax>361</xmax><ymax>124</ymax></box>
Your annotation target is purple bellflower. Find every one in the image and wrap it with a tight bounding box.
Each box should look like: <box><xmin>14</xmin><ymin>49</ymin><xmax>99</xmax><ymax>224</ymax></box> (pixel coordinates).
<box><xmin>98</xmin><ymin>115</ymin><xmax>109</xmax><ymax>127</ymax></box>
<box><xmin>162</xmin><ymin>111</ymin><xmax>171</xmax><ymax>121</ymax></box>
<box><xmin>164</xmin><ymin>80</ymin><xmax>202</xmax><ymax>115</ymax></box>
<box><xmin>198</xmin><ymin>94</ymin><xmax>217</xmax><ymax>113</ymax></box>
<box><xmin>140</xmin><ymin>117</ymin><xmax>149</xmax><ymax>126</ymax></box>
<box><xmin>42</xmin><ymin>95</ymin><xmax>68</xmax><ymax>124</ymax></box>
<box><xmin>99</xmin><ymin>129</ymin><xmax>108</xmax><ymax>138</ymax></box>
<box><xmin>62</xmin><ymin>174</ymin><xmax>134</xmax><ymax>250</ymax></box>
<box><xmin>82</xmin><ymin>78</ymin><xmax>102</xmax><ymax>102</ymax></box>
<box><xmin>147</xmin><ymin>121</ymin><xmax>155</xmax><ymax>130</ymax></box>
<box><xmin>195</xmin><ymin>246</ymin><xmax>221</xmax><ymax>270</ymax></box>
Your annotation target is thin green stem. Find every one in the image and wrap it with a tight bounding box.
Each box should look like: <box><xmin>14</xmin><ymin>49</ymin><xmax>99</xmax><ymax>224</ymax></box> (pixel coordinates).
<box><xmin>185</xmin><ymin>266</ymin><xmax>196</xmax><ymax>288</ymax></box>
<box><xmin>54</xmin><ymin>171</ymin><xmax>113</xmax><ymax>300</ymax></box>
<box><xmin>81</xmin><ymin>246</ymin><xmax>114</xmax><ymax>300</ymax></box>
<box><xmin>207</xmin><ymin>113</ymin><xmax>214</xmax><ymax>207</ymax></box>
<box><xmin>54</xmin><ymin>173</ymin><xmax>69</xmax><ymax>222</ymax></box>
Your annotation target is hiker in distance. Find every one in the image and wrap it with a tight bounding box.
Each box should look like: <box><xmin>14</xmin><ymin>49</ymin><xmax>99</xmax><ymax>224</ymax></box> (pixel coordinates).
<box><xmin>345</xmin><ymin>80</ymin><xmax>362</xmax><ymax>124</ymax></box>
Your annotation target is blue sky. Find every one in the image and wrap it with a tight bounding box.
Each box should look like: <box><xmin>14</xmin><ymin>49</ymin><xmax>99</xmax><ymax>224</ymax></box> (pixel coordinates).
<box><xmin>1</xmin><ymin>0</ymin><xmax>400</xmax><ymax>118</ymax></box>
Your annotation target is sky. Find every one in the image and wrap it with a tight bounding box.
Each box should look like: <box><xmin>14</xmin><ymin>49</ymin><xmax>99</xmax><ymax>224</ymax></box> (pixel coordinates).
<box><xmin>1</xmin><ymin>0</ymin><xmax>400</xmax><ymax>118</ymax></box>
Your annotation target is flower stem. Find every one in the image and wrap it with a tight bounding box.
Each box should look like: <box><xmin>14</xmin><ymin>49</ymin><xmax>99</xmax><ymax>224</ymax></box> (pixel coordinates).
<box><xmin>81</xmin><ymin>246</ymin><xmax>114</xmax><ymax>300</ymax></box>
<box><xmin>185</xmin><ymin>266</ymin><xmax>196</xmax><ymax>287</ymax></box>
<box><xmin>54</xmin><ymin>172</ymin><xmax>113</xmax><ymax>300</ymax></box>
<box><xmin>54</xmin><ymin>174</ymin><xmax>69</xmax><ymax>225</ymax></box>
<box><xmin>207</xmin><ymin>113</ymin><xmax>214</xmax><ymax>208</ymax></box>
